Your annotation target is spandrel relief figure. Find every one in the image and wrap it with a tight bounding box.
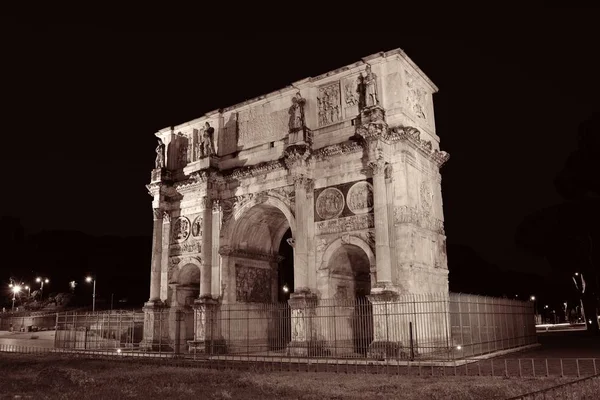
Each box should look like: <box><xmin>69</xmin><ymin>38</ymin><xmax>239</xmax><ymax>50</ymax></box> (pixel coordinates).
<box><xmin>155</xmin><ymin>138</ymin><xmax>165</xmax><ymax>169</ymax></box>
<box><xmin>201</xmin><ymin>122</ymin><xmax>215</xmax><ymax>158</ymax></box>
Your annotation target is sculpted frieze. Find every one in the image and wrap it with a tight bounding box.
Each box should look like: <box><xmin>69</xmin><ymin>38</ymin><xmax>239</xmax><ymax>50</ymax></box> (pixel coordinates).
<box><xmin>225</xmin><ymin>159</ymin><xmax>286</xmax><ymax>181</ymax></box>
<box><xmin>315</xmin><ymin>213</ymin><xmax>374</xmax><ymax>236</ymax></box>
<box><xmin>181</xmin><ymin>240</ymin><xmax>201</xmax><ymax>254</ymax></box>
<box><xmin>394</xmin><ymin>205</ymin><xmax>444</xmax><ymax>234</ymax></box>
<box><xmin>387</xmin><ymin>126</ymin><xmax>450</xmax><ymax>168</ymax></box>
<box><xmin>313</xmin><ymin>141</ymin><xmax>363</xmax><ymax>161</ymax></box>
<box><xmin>317</xmin><ymin>82</ymin><xmax>341</xmax><ymax>127</ymax></box>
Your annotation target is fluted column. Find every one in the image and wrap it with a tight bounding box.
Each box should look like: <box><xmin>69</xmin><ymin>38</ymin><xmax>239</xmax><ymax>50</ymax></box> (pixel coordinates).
<box><xmin>200</xmin><ymin>197</ymin><xmax>213</xmax><ymax>298</ymax></box>
<box><xmin>369</xmin><ymin>160</ymin><xmax>392</xmax><ymax>285</ymax></box>
<box><xmin>149</xmin><ymin>208</ymin><xmax>164</xmax><ymax>303</ymax></box>
<box><xmin>292</xmin><ymin>176</ymin><xmax>312</xmax><ymax>291</ymax></box>
<box><xmin>160</xmin><ymin>211</ymin><xmax>171</xmax><ymax>302</ymax></box>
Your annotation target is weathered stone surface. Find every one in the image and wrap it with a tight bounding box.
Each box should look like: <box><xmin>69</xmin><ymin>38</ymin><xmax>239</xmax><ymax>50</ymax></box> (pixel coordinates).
<box><xmin>146</xmin><ymin>48</ymin><xmax>450</xmax><ymax>355</ymax></box>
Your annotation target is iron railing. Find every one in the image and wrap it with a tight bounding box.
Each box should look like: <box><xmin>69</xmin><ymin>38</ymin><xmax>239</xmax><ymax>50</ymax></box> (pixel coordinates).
<box><xmin>506</xmin><ymin>373</ymin><xmax>600</xmax><ymax>399</ymax></box>
<box><xmin>1</xmin><ymin>344</ymin><xmax>599</xmax><ymax>379</ymax></box>
<box><xmin>47</xmin><ymin>292</ymin><xmax>535</xmax><ymax>361</ymax></box>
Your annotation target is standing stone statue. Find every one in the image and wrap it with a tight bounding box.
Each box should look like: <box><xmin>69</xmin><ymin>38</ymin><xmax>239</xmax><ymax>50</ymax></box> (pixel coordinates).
<box><xmin>288</xmin><ymin>92</ymin><xmax>306</xmax><ymax>132</ymax></box>
<box><xmin>201</xmin><ymin>122</ymin><xmax>215</xmax><ymax>157</ymax></box>
<box><xmin>364</xmin><ymin>64</ymin><xmax>379</xmax><ymax>107</ymax></box>
<box><xmin>155</xmin><ymin>138</ymin><xmax>165</xmax><ymax>169</ymax></box>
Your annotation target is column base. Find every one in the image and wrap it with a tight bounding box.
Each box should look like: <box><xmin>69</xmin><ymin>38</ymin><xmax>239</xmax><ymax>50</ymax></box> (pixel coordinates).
<box><xmin>286</xmin><ymin>340</ymin><xmax>330</xmax><ymax>357</ymax></box>
<box><xmin>187</xmin><ymin>339</ymin><xmax>228</xmax><ymax>355</ymax></box>
<box><xmin>140</xmin><ymin>301</ymin><xmax>170</xmax><ymax>352</ymax></box>
<box><xmin>286</xmin><ymin>291</ymin><xmax>329</xmax><ymax>356</ymax></box>
<box><xmin>189</xmin><ymin>297</ymin><xmax>226</xmax><ymax>354</ymax></box>
<box><xmin>368</xmin><ymin>340</ymin><xmax>413</xmax><ymax>360</ymax></box>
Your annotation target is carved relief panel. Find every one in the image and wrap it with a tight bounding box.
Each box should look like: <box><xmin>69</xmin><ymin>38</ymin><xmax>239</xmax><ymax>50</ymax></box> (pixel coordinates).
<box><xmin>405</xmin><ymin>70</ymin><xmax>429</xmax><ymax>121</ymax></box>
<box><xmin>238</xmin><ymin>105</ymin><xmax>288</xmax><ymax>147</ymax></box>
<box><xmin>317</xmin><ymin>81</ymin><xmax>341</xmax><ymax>127</ymax></box>
<box><xmin>314</xmin><ymin>179</ymin><xmax>375</xmax><ymax>236</ymax></box>
<box><xmin>235</xmin><ymin>264</ymin><xmax>272</xmax><ymax>303</ymax></box>
<box><xmin>420</xmin><ymin>181</ymin><xmax>433</xmax><ymax>215</ymax></box>
<box><xmin>342</xmin><ymin>76</ymin><xmax>360</xmax><ymax>119</ymax></box>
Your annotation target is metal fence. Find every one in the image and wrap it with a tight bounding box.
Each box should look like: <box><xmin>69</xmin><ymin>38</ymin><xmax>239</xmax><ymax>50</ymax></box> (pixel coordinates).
<box><xmin>0</xmin><ymin>312</ymin><xmax>57</xmax><ymax>332</ymax></box>
<box><xmin>55</xmin><ymin>310</ymin><xmax>144</xmax><ymax>350</ymax></box>
<box><xmin>507</xmin><ymin>373</ymin><xmax>600</xmax><ymax>399</ymax></box>
<box><xmin>49</xmin><ymin>292</ymin><xmax>535</xmax><ymax>361</ymax></box>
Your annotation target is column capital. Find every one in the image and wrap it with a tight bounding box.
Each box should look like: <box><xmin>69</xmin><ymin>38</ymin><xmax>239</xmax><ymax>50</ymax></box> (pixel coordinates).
<box><xmin>152</xmin><ymin>208</ymin><xmax>163</xmax><ymax>221</ymax></box>
<box><xmin>284</xmin><ymin>143</ymin><xmax>312</xmax><ymax>171</ymax></box>
<box><xmin>368</xmin><ymin>160</ymin><xmax>387</xmax><ymax>176</ymax></box>
<box><xmin>292</xmin><ymin>175</ymin><xmax>314</xmax><ymax>192</ymax></box>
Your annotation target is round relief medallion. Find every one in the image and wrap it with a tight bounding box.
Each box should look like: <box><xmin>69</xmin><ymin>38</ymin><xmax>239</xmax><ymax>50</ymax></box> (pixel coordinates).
<box><xmin>172</xmin><ymin>216</ymin><xmax>191</xmax><ymax>242</ymax></box>
<box><xmin>347</xmin><ymin>181</ymin><xmax>374</xmax><ymax>214</ymax></box>
<box><xmin>316</xmin><ymin>187</ymin><xmax>345</xmax><ymax>220</ymax></box>
<box><xmin>191</xmin><ymin>216</ymin><xmax>202</xmax><ymax>238</ymax></box>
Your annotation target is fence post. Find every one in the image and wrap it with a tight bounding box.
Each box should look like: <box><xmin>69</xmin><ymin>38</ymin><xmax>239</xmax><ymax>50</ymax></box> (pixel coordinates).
<box><xmin>54</xmin><ymin>313</ymin><xmax>59</xmax><ymax>348</ymax></box>
<box><xmin>174</xmin><ymin>309</ymin><xmax>181</xmax><ymax>357</ymax></box>
<box><xmin>409</xmin><ymin>321</ymin><xmax>414</xmax><ymax>361</ymax></box>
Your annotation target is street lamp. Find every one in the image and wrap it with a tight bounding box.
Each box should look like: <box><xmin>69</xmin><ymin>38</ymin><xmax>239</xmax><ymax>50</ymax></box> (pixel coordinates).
<box><xmin>24</xmin><ymin>285</ymin><xmax>30</xmax><ymax>297</ymax></box>
<box><xmin>86</xmin><ymin>276</ymin><xmax>96</xmax><ymax>312</ymax></box>
<box><xmin>11</xmin><ymin>285</ymin><xmax>21</xmax><ymax>312</ymax></box>
<box><xmin>36</xmin><ymin>277</ymin><xmax>49</xmax><ymax>298</ymax></box>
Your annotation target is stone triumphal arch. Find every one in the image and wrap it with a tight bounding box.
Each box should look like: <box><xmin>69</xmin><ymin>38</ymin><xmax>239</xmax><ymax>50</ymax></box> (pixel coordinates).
<box><xmin>142</xmin><ymin>48</ymin><xmax>450</xmax><ymax>355</ymax></box>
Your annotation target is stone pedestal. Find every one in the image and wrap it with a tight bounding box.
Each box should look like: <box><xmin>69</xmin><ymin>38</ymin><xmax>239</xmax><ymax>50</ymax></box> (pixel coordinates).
<box><xmin>140</xmin><ymin>301</ymin><xmax>170</xmax><ymax>352</ymax></box>
<box><xmin>187</xmin><ymin>297</ymin><xmax>226</xmax><ymax>354</ymax></box>
<box><xmin>367</xmin><ymin>289</ymin><xmax>411</xmax><ymax>360</ymax></box>
<box><xmin>286</xmin><ymin>291</ymin><xmax>327</xmax><ymax>356</ymax></box>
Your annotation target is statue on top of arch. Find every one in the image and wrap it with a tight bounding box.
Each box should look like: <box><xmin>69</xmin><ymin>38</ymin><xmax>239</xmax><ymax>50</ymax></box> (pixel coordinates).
<box><xmin>199</xmin><ymin>122</ymin><xmax>215</xmax><ymax>158</ymax></box>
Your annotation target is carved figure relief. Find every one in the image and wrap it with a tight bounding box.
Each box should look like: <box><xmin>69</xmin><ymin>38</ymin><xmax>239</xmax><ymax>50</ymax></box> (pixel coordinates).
<box><xmin>191</xmin><ymin>216</ymin><xmax>202</xmax><ymax>238</ymax></box>
<box><xmin>155</xmin><ymin>139</ymin><xmax>166</xmax><ymax>169</ymax></box>
<box><xmin>172</xmin><ymin>216</ymin><xmax>191</xmax><ymax>243</ymax></box>
<box><xmin>406</xmin><ymin>71</ymin><xmax>427</xmax><ymax>120</ymax></box>
<box><xmin>315</xmin><ymin>187</ymin><xmax>345</xmax><ymax>220</ymax></box>
<box><xmin>346</xmin><ymin>181</ymin><xmax>374</xmax><ymax>214</ymax></box>
<box><xmin>181</xmin><ymin>240</ymin><xmax>201</xmax><ymax>254</ymax></box>
<box><xmin>316</xmin><ymin>213</ymin><xmax>374</xmax><ymax>236</ymax></box>
<box><xmin>235</xmin><ymin>264</ymin><xmax>272</xmax><ymax>303</ymax></box>
<box><xmin>420</xmin><ymin>181</ymin><xmax>433</xmax><ymax>213</ymax></box>
<box><xmin>317</xmin><ymin>82</ymin><xmax>341</xmax><ymax>127</ymax></box>
<box><xmin>344</xmin><ymin>79</ymin><xmax>358</xmax><ymax>107</ymax></box>
<box><xmin>288</xmin><ymin>92</ymin><xmax>306</xmax><ymax>132</ymax></box>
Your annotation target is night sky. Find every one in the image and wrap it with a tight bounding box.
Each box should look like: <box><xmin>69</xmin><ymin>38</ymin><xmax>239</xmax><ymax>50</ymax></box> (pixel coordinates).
<box><xmin>2</xmin><ymin>20</ymin><xmax>599</xmax><ymax>293</ymax></box>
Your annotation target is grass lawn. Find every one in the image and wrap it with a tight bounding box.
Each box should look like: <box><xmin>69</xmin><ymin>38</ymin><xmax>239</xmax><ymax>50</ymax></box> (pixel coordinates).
<box><xmin>0</xmin><ymin>354</ymin><xmax>568</xmax><ymax>400</ymax></box>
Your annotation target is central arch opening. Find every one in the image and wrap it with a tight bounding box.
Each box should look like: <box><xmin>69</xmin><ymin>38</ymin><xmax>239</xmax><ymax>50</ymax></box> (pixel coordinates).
<box><xmin>230</xmin><ymin>201</ymin><xmax>294</xmax><ymax>353</ymax></box>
